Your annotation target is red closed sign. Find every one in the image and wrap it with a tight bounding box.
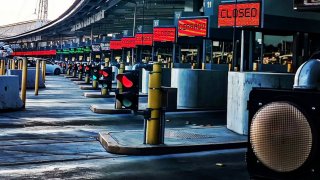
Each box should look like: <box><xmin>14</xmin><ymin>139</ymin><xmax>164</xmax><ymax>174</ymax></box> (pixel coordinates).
<box><xmin>178</xmin><ymin>18</ymin><xmax>208</xmax><ymax>37</ymax></box>
<box><xmin>121</xmin><ymin>37</ymin><xmax>136</xmax><ymax>48</ymax></box>
<box><xmin>218</xmin><ymin>2</ymin><xmax>261</xmax><ymax>27</ymax></box>
<box><xmin>135</xmin><ymin>33</ymin><xmax>153</xmax><ymax>46</ymax></box>
<box><xmin>153</xmin><ymin>27</ymin><xmax>176</xmax><ymax>42</ymax></box>
<box><xmin>110</xmin><ymin>40</ymin><xmax>122</xmax><ymax>50</ymax></box>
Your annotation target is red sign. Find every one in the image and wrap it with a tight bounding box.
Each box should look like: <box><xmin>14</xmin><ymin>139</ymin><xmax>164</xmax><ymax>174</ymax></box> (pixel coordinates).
<box><xmin>110</xmin><ymin>40</ymin><xmax>122</xmax><ymax>50</ymax></box>
<box><xmin>121</xmin><ymin>37</ymin><xmax>136</xmax><ymax>48</ymax></box>
<box><xmin>178</xmin><ymin>18</ymin><xmax>208</xmax><ymax>37</ymax></box>
<box><xmin>218</xmin><ymin>2</ymin><xmax>261</xmax><ymax>27</ymax></box>
<box><xmin>153</xmin><ymin>27</ymin><xmax>176</xmax><ymax>42</ymax></box>
<box><xmin>11</xmin><ymin>50</ymin><xmax>56</xmax><ymax>56</ymax></box>
<box><xmin>135</xmin><ymin>33</ymin><xmax>153</xmax><ymax>46</ymax></box>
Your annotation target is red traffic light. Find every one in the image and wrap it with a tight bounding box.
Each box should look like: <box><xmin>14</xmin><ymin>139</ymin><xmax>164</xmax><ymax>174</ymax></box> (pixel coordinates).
<box><xmin>102</xmin><ymin>71</ymin><xmax>109</xmax><ymax>77</ymax></box>
<box><xmin>85</xmin><ymin>66</ymin><xmax>90</xmax><ymax>71</ymax></box>
<box><xmin>116</xmin><ymin>74</ymin><xmax>133</xmax><ymax>88</ymax></box>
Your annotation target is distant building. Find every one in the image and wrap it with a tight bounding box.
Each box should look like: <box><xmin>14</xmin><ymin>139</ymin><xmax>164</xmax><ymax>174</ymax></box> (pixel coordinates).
<box><xmin>0</xmin><ymin>20</ymin><xmax>49</xmax><ymax>39</ymax></box>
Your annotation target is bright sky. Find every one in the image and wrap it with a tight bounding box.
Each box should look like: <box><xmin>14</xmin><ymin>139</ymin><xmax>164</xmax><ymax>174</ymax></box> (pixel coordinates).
<box><xmin>0</xmin><ymin>0</ymin><xmax>75</xmax><ymax>26</ymax></box>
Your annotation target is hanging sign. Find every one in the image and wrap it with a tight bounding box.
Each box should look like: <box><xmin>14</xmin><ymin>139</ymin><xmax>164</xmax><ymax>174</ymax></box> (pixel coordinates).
<box><xmin>178</xmin><ymin>17</ymin><xmax>208</xmax><ymax>37</ymax></box>
<box><xmin>135</xmin><ymin>33</ymin><xmax>153</xmax><ymax>46</ymax></box>
<box><xmin>218</xmin><ymin>2</ymin><xmax>261</xmax><ymax>27</ymax></box>
<box><xmin>110</xmin><ymin>40</ymin><xmax>122</xmax><ymax>50</ymax></box>
<box><xmin>153</xmin><ymin>27</ymin><xmax>176</xmax><ymax>42</ymax></box>
<box><xmin>121</xmin><ymin>37</ymin><xmax>136</xmax><ymax>48</ymax></box>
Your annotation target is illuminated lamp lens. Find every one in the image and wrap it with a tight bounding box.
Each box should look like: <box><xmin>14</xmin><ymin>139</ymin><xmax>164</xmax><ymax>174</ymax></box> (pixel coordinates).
<box><xmin>85</xmin><ymin>67</ymin><xmax>89</xmax><ymax>71</ymax></box>
<box><xmin>122</xmin><ymin>98</ymin><xmax>132</xmax><ymax>107</ymax></box>
<box><xmin>93</xmin><ymin>75</ymin><xmax>97</xmax><ymax>80</ymax></box>
<box><xmin>102</xmin><ymin>71</ymin><xmax>109</xmax><ymax>77</ymax></box>
<box><xmin>122</xmin><ymin>76</ymin><xmax>133</xmax><ymax>88</ymax></box>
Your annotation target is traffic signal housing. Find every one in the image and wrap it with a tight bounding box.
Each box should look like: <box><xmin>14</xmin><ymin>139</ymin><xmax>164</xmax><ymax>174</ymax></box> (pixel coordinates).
<box><xmin>99</xmin><ymin>67</ymin><xmax>112</xmax><ymax>90</ymax></box>
<box><xmin>115</xmin><ymin>70</ymin><xmax>139</xmax><ymax>111</ymax></box>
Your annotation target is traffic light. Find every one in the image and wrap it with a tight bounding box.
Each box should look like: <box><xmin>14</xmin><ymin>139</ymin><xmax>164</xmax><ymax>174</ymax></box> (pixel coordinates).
<box><xmin>99</xmin><ymin>67</ymin><xmax>112</xmax><ymax>90</ymax></box>
<box><xmin>115</xmin><ymin>70</ymin><xmax>139</xmax><ymax>111</ymax></box>
<box><xmin>92</xmin><ymin>65</ymin><xmax>99</xmax><ymax>81</ymax></box>
<box><xmin>84</xmin><ymin>64</ymin><xmax>91</xmax><ymax>84</ymax></box>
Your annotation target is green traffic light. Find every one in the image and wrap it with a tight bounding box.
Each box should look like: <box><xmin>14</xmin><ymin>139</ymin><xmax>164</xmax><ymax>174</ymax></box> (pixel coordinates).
<box><xmin>122</xmin><ymin>98</ymin><xmax>133</xmax><ymax>108</ymax></box>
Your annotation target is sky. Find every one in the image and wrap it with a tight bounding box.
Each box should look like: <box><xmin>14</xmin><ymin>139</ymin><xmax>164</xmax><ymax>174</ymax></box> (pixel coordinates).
<box><xmin>0</xmin><ymin>0</ymin><xmax>75</xmax><ymax>26</ymax></box>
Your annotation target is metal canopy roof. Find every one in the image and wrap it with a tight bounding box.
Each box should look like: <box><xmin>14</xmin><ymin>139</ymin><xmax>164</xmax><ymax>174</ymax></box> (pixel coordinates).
<box><xmin>2</xmin><ymin>0</ymin><xmax>186</xmax><ymax>42</ymax></box>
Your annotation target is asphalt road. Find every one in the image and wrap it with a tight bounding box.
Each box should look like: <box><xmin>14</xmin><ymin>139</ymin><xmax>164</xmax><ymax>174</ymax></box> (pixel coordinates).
<box><xmin>0</xmin><ymin>76</ymin><xmax>249</xmax><ymax>179</ymax></box>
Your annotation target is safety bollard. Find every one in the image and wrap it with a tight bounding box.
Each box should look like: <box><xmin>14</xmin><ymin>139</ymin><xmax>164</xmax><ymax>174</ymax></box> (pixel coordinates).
<box><xmin>35</xmin><ymin>59</ymin><xmax>40</xmax><ymax>96</ymax></box>
<box><xmin>253</xmin><ymin>62</ymin><xmax>258</xmax><ymax>71</ymax></box>
<box><xmin>21</xmin><ymin>58</ymin><xmax>28</xmax><ymax>107</ymax></box>
<box><xmin>11</xmin><ymin>59</ymin><xmax>15</xmax><ymax>70</ymax></box>
<box><xmin>287</xmin><ymin>63</ymin><xmax>292</xmax><ymax>73</ymax></box>
<box><xmin>115</xmin><ymin>62</ymin><xmax>125</xmax><ymax>109</ymax></box>
<box><xmin>145</xmin><ymin>62</ymin><xmax>163</xmax><ymax>145</ymax></box>
<box><xmin>0</xmin><ymin>60</ymin><xmax>4</xmax><ymax>75</ymax></box>
<box><xmin>202</xmin><ymin>63</ymin><xmax>205</xmax><ymax>70</ymax></box>
<box><xmin>42</xmin><ymin>60</ymin><xmax>46</xmax><ymax>83</ymax></box>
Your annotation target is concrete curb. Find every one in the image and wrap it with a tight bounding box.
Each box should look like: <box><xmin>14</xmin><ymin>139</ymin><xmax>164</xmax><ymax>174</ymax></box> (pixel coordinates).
<box><xmin>84</xmin><ymin>93</ymin><xmax>114</xmax><ymax>98</ymax></box>
<box><xmin>69</xmin><ymin>78</ymin><xmax>83</xmax><ymax>81</ymax></box>
<box><xmin>90</xmin><ymin>105</ymin><xmax>131</xmax><ymax>114</ymax></box>
<box><xmin>74</xmin><ymin>81</ymin><xmax>91</xmax><ymax>85</ymax></box>
<box><xmin>80</xmin><ymin>86</ymin><xmax>101</xmax><ymax>90</ymax></box>
<box><xmin>98</xmin><ymin>131</ymin><xmax>247</xmax><ymax>155</ymax></box>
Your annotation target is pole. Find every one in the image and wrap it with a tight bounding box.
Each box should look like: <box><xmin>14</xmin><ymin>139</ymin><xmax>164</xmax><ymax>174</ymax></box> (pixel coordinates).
<box><xmin>240</xmin><ymin>30</ymin><xmax>245</xmax><ymax>72</ymax></box>
<box><xmin>35</xmin><ymin>59</ymin><xmax>40</xmax><ymax>96</ymax></box>
<box><xmin>0</xmin><ymin>60</ymin><xmax>4</xmax><ymax>75</ymax></box>
<box><xmin>42</xmin><ymin>60</ymin><xmax>46</xmax><ymax>83</ymax></box>
<box><xmin>21</xmin><ymin>58</ymin><xmax>28</xmax><ymax>107</ymax></box>
<box><xmin>115</xmin><ymin>62</ymin><xmax>125</xmax><ymax>109</ymax></box>
<box><xmin>146</xmin><ymin>62</ymin><xmax>163</xmax><ymax>145</ymax></box>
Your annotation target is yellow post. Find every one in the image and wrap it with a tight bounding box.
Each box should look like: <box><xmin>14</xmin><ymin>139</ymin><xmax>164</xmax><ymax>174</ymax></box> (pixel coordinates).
<box><xmin>1</xmin><ymin>60</ymin><xmax>5</xmax><ymax>75</ymax></box>
<box><xmin>35</xmin><ymin>59</ymin><xmax>40</xmax><ymax>96</ymax></box>
<box><xmin>0</xmin><ymin>60</ymin><xmax>3</xmax><ymax>75</ymax></box>
<box><xmin>42</xmin><ymin>60</ymin><xmax>46</xmax><ymax>83</ymax></box>
<box><xmin>115</xmin><ymin>62</ymin><xmax>125</xmax><ymax>109</ymax></box>
<box><xmin>202</xmin><ymin>62</ymin><xmax>205</xmax><ymax>70</ymax></box>
<box><xmin>11</xmin><ymin>59</ymin><xmax>15</xmax><ymax>70</ymax></box>
<box><xmin>253</xmin><ymin>62</ymin><xmax>258</xmax><ymax>71</ymax></box>
<box><xmin>146</xmin><ymin>62</ymin><xmax>162</xmax><ymax>145</ymax></box>
<box><xmin>287</xmin><ymin>63</ymin><xmax>292</xmax><ymax>73</ymax></box>
<box><xmin>21</xmin><ymin>58</ymin><xmax>28</xmax><ymax>107</ymax></box>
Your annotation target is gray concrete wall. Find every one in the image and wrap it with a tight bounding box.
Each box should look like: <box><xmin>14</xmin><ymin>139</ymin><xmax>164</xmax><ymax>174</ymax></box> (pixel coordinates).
<box><xmin>227</xmin><ymin>72</ymin><xmax>294</xmax><ymax>135</ymax></box>
<box><xmin>171</xmin><ymin>68</ymin><xmax>228</xmax><ymax>108</ymax></box>
<box><xmin>0</xmin><ymin>75</ymin><xmax>23</xmax><ymax>110</ymax></box>
<box><xmin>7</xmin><ymin>69</ymin><xmax>45</xmax><ymax>89</ymax></box>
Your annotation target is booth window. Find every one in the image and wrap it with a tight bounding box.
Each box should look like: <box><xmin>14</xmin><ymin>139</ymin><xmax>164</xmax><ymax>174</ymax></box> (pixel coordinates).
<box><xmin>206</xmin><ymin>40</ymin><xmax>233</xmax><ymax>64</ymax></box>
<box><xmin>255</xmin><ymin>33</ymin><xmax>293</xmax><ymax>65</ymax></box>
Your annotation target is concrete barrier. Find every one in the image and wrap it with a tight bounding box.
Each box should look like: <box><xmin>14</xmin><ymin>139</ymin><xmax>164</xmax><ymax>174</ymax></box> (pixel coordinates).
<box><xmin>6</xmin><ymin>69</ymin><xmax>45</xmax><ymax>89</ymax></box>
<box><xmin>227</xmin><ymin>72</ymin><xmax>294</xmax><ymax>135</ymax></box>
<box><xmin>0</xmin><ymin>75</ymin><xmax>24</xmax><ymax>110</ymax></box>
<box><xmin>142</xmin><ymin>68</ymin><xmax>172</xmax><ymax>94</ymax></box>
<box><xmin>171</xmin><ymin>68</ymin><xmax>228</xmax><ymax>108</ymax></box>
<box><xmin>125</xmin><ymin>66</ymin><xmax>132</xmax><ymax>70</ymax></box>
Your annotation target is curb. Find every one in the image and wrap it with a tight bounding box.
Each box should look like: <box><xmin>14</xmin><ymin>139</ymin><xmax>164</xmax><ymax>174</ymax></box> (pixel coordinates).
<box><xmin>80</xmin><ymin>86</ymin><xmax>101</xmax><ymax>90</ymax></box>
<box><xmin>98</xmin><ymin>131</ymin><xmax>247</xmax><ymax>155</ymax></box>
<box><xmin>84</xmin><ymin>93</ymin><xmax>114</xmax><ymax>98</ymax></box>
<box><xmin>90</xmin><ymin>105</ymin><xmax>131</xmax><ymax>114</ymax></box>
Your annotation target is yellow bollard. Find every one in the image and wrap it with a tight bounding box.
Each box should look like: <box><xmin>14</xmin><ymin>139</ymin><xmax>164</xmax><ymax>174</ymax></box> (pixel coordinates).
<box><xmin>42</xmin><ymin>60</ymin><xmax>46</xmax><ymax>83</ymax></box>
<box><xmin>146</xmin><ymin>62</ymin><xmax>162</xmax><ymax>145</ymax></box>
<box><xmin>115</xmin><ymin>62</ymin><xmax>125</xmax><ymax>109</ymax></box>
<box><xmin>1</xmin><ymin>60</ymin><xmax>5</xmax><ymax>75</ymax></box>
<box><xmin>287</xmin><ymin>63</ymin><xmax>293</xmax><ymax>73</ymax></box>
<box><xmin>11</xmin><ymin>59</ymin><xmax>15</xmax><ymax>70</ymax></box>
<box><xmin>202</xmin><ymin>63</ymin><xmax>205</xmax><ymax>70</ymax></box>
<box><xmin>21</xmin><ymin>58</ymin><xmax>28</xmax><ymax>107</ymax></box>
<box><xmin>35</xmin><ymin>59</ymin><xmax>40</xmax><ymax>96</ymax></box>
<box><xmin>0</xmin><ymin>60</ymin><xmax>3</xmax><ymax>75</ymax></box>
<box><xmin>253</xmin><ymin>62</ymin><xmax>258</xmax><ymax>71</ymax></box>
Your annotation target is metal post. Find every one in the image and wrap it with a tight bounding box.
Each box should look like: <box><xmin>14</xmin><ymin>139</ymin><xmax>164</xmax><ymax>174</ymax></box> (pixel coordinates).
<box><xmin>42</xmin><ymin>60</ymin><xmax>46</xmax><ymax>83</ymax></box>
<box><xmin>35</xmin><ymin>59</ymin><xmax>40</xmax><ymax>96</ymax></box>
<box><xmin>116</xmin><ymin>62</ymin><xmax>125</xmax><ymax>109</ymax></box>
<box><xmin>146</xmin><ymin>62</ymin><xmax>163</xmax><ymax>145</ymax></box>
<box><xmin>202</xmin><ymin>39</ymin><xmax>206</xmax><ymax>70</ymax></box>
<box><xmin>0</xmin><ymin>60</ymin><xmax>4</xmax><ymax>75</ymax></box>
<box><xmin>21</xmin><ymin>58</ymin><xmax>28</xmax><ymax>107</ymax></box>
<box><xmin>240</xmin><ymin>30</ymin><xmax>245</xmax><ymax>72</ymax></box>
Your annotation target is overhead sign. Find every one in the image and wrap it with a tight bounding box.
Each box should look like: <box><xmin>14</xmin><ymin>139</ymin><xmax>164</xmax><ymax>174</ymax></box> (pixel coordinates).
<box><xmin>135</xmin><ymin>33</ymin><xmax>153</xmax><ymax>46</ymax></box>
<box><xmin>153</xmin><ymin>27</ymin><xmax>176</xmax><ymax>42</ymax></box>
<box><xmin>121</xmin><ymin>37</ymin><xmax>136</xmax><ymax>48</ymax></box>
<box><xmin>178</xmin><ymin>18</ymin><xmax>208</xmax><ymax>37</ymax></box>
<box><xmin>218</xmin><ymin>2</ymin><xmax>261</xmax><ymax>27</ymax></box>
<box><xmin>100</xmin><ymin>43</ymin><xmax>110</xmax><ymax>51</ymax></box>
<box><xmin>92</xmin><ymin>44</ymin><xmax>101</xmax><ymax>52</ymax></box>
<box><xmin>12</xmin><ymin>50</ymin><xmax>56</xmax><ymax>56</ymax></box>
<box><xmin>110</xmin><ymin>40</ymin><xmax>122</xmax><ymax>50</ymax></box>
<box><xmin>294</xmin><ymin>0</ymin><xmax>320</xmax><ymax>10</ymax></box>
